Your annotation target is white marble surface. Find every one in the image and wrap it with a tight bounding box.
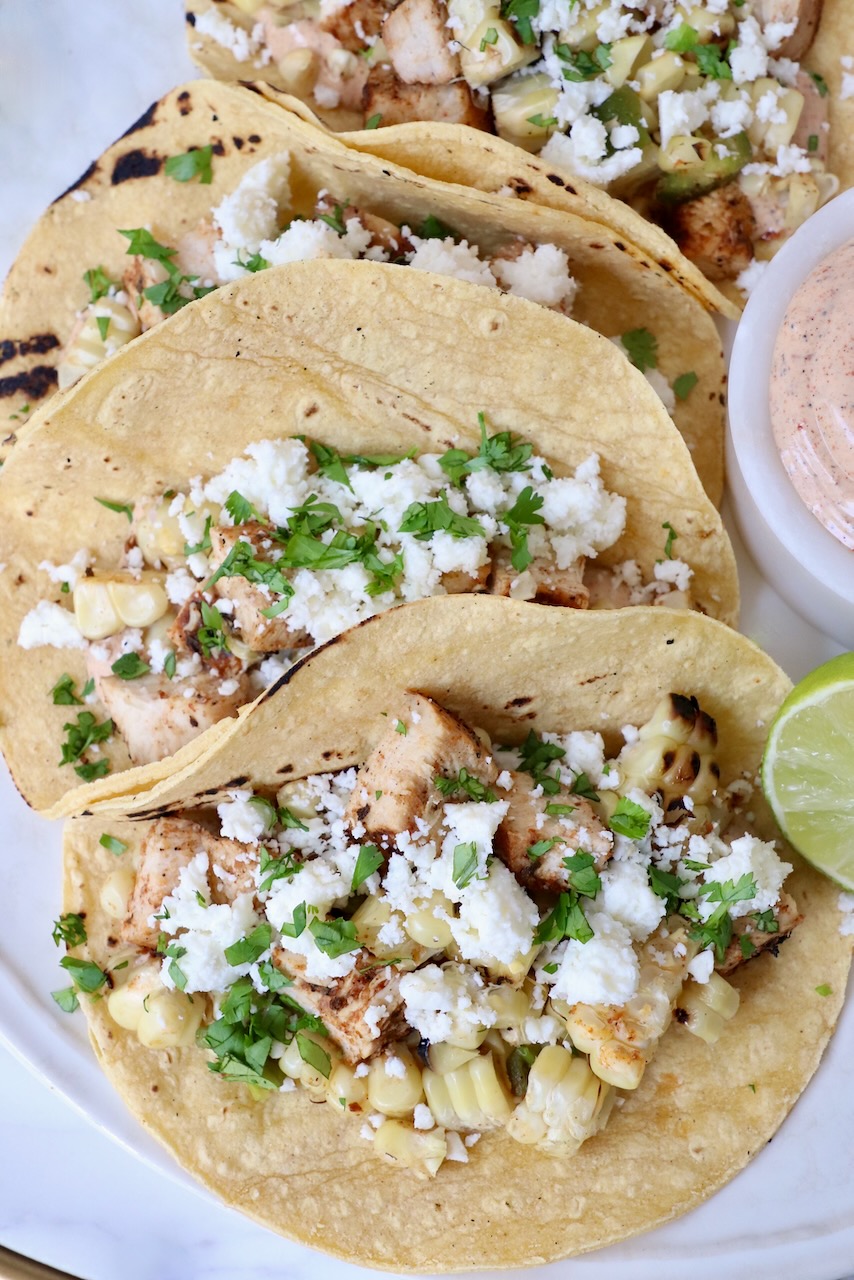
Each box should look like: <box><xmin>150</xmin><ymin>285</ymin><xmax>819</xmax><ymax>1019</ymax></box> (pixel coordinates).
<box><xmin>0</xmin><ymin>3</ymin><xmax>851</xmax><ymax>1279</ymax></box>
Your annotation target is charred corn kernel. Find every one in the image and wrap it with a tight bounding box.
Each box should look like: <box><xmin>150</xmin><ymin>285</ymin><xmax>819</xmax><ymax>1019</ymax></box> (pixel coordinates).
<box><xmin>422</xmin><ymin>1070</ymin><xmax>458</xmax><ymax>1128</ymax></box>
<box><xmin>784</xmin><ymin>174</ymin><xmax>821</xmax><ymax>233</ymax></box>
<box><xmin>368</xmin><ymin>1048</ymin><xmax>425</xmax><ymax>1117</ymax></box>
<box><xmin>469</xmin><ymin>1052</ymin><xmax>512</xmax><ymax>1122</ymax></box>
<box><xmin>444</xmin><ymin>1025</ymin><xmax>488</xmax><ymax>1052</ymax></box>
<box><xmin>351</xmin><ymin>895</ymin><xmax>393</xmax><ymax>952</ymax></box>
<box><xmin>658</xmin><ymin>134</ymin><xmax>711</xmax><ymax>173</ymax></box>
<box><xmin>106</xmin><ymin>948</ymin><xmax>145</xmax><ymax>987</ymax></box>
<box><xmin>484</xmin><ymin>943</ymin><xmax>540</xmax><ymax>983</ymax></box>
<box><xmin>73</xmin><ymin>575</ymin><xmax>168</xmax><ymax>640</ymax></box>
<box><xmin>328</xmin><ymin>1061</ymin><xmax>369</xmax><ymax>1109</ymax></box>
<box><xmin>374</xmin><ymin>1120</ymin><xmax>447</xmax><ymax>1176</ymax></box>
<box><xmin>505</xmin><ymin>1103</ymin><xmax>548</xmax><ymax>1144</ymax></box>
<box><xmin>132</xmin><ymin>498</ymin><xmax>186</xmax><ymax>566</ymax></box>
<box><xmin>280</xmin><ymin>1035</ymin><xmax>306</xmax><ymax>1080</ymax></box>
<box><xmin>676</xmin><ymin>3</ymin><xmax>735</xmax><ymax>40</ymax></box>
<box><xmin>525</xmin><ymin>1044</ymin><xmax>571</xmax><ymax>1111</ymax></box>
<box><xmin>230</xmin><ymin>0</ymin><xmax>264</xmax><ymax>12</ymax></box>
<box><xmin>618</xmin><ymin>693</ymin><xmax>720</xmax><ymax>809</ymax></box>
<box><xmin>605</xmin><ymin>34</ymin><xmax>653</xmax><ymax>88</ymax></box>
<box><xmin>509</xmin><ymin>1046</ymin><xmax>614</xmax><ymax>1149</ymax></box>
<box><xmin>109</xmin><ymin>579</ymin><xmax>169</xmax><ymax>629</ymax></box>
<box><xmin>427</xmin><ymin>1042</ymin><xmax>479</xmax><ymax>1076</ymax></box>
<box><xmin>57</xmin><ymin>298</ymin><xmax>141</xmax><ymax>391</ymax></box>
<box><xmin>404</xmin><ymin>897</ymin><xmax>454</xmax><ymax>950</ymax></box>
<box><xmin>99</xmin><ymin>865</ymin><xmax>136</xmax><ymax>918</ymax></box>
<box><xmin>108</xmin><ymin>964</ymin><xmax>203</xmax><ymax>1048</ymax></box>
<box><xmin>564</xmin><ymin>920</ymin><xmax>696</xmax><ymax>1090</ymax></box>
<box><xmin>276</xmin><ymin>778</ymin><xmax>318</xmax><ymax>820</ymax></box>
<box><xmin>276</xmin><ymin>47</ymin><xmax>319</xmax><ymax>96</ymax></box>
<box><xmin>461</xmin><ymin>19</ymin><xmax>538</xmax><ymax>89</ymax></box>
<box><xmin>749</xmin><ymin>80</ymin><xmax>803</xmax><ymax>152</ymax></box>
<box><xmin>486</xmin><ymin>984</ymin><xmax>531</xmax><ymax>1031</ymax></box>
<box><xmin>636</xmin><ymin>51</ymin><xmax>686</xmax><ymax>101</ymax></box>
<box><xmin>677</xmin><ymin>970</ymin><xmax>740</xmax><ymax>1043</ymax></box>
<box><xmin>492</xmin><ymin>73</ymin><xmax>560</xmax><ymax>142</ymax></box>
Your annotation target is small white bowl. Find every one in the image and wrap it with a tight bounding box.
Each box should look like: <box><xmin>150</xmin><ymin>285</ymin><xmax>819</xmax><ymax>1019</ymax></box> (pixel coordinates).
<box><xmin>727</xmin><ymin>189</ymin><xmax>854</xmax><ymax>646</ymax></box>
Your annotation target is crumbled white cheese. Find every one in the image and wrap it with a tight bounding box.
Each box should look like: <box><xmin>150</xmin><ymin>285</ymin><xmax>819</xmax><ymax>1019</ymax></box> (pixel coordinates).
<box><xmin>700</xmin><ymin>834</ymin><xmax>792</xmax><ymax>919</ymax></box>
<box><xmin>542</xmin><ymin>911</ymin><xmax>640</xmax><ymax>1006</ymax></box>
<box><xmin>687</xmin><ymin>949</ymin><xmax>715</xmax><ymax>984</ymax></box>
<box><xmin>217</xmin><ymin>790</ymin><xmax>268</xmax><ymax>844</ymax></box>
<box><xmin>413</xmin><ymin>1103</ymin><xmax>435</xmax><ymax>1130</ymax></box>
<box><xmin>158</xmin><ymin>852</ymin><xmax>263</xmax><ymax>994</ymax></box>
<box><xmin>599</xmin><ymin>860</ymin><xmax>666</xmax><ymax>941</ymax></box>
<box><xmin>38</xmin><ymin>548</ymin><xmax>90</xmax><ymax>590</ymax></box>
<box><xmin>194</xmin><ymin>8</ymin><xmax>262</xmax><ymax>62</ymax></box>
<box><xmin>407</xmin><ymin>235</ymin><xmax>498</xmax><ymax>288</ymax></box>
<box><xmin>398</xmin><ymin>963</ymin><xmax>496</xmax><ymax>1043</ymax></box>
<box><xmin>18</xmin><ymin>601</ymin><xmax>86</xmax><ymax>650</ymax></box>
<box><xmin>489</xmin><ymin>243</ymin><xmax>578</xmax><ymax>311</ymax></box>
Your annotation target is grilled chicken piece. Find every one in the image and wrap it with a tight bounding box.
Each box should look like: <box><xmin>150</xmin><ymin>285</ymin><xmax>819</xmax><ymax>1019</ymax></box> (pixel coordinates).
<box><xmin>121</xmin><ymin>817</ymin><xmax>258</xmax><ymax>949</ymax></box>
<box><xmin>272</xmin><ymin>944</ymin><xmax>408</xmax><ymax>1061</ymax></box>
<box><xmin>753</xmin><ymin>0</ymin><xmax>823</xmax><ymax>59</ymax></box>
<box><xmin>91</xmin><ymin>666</ymin><xmax>253</xmax><ymax>766</ymax></box>
<box><xmin>363</xmin><ymin>66</ymin><xmax>492</xmax><ymax>129</ymax></box>
<box><xmin>441</xmin><ymin>564</ymin><xmax>491</xmax><ymax>594</ymax></box>
<box><xmin>319</xmin><ymin>0</ymin><xmax>389</xmax><ymax>51</ymax></box>
<box><xmin>382</xmin><ymin>0</ymin><xmax>461</xmax><ymax>84</ymax></box>
<box><xmin>718</xmin><ymin>891</ymin><xmax>803</xmax><ymax>974</ymax></box>
<box><xmin>793</xmin><ymin>67</ymin><xmax>829</xmax><ymax>163</ymax></box>
<box><xmin>489</xmin><ymin>547</ymin><xmax>589</xmax><ymax>608</ymax></box>
<box><xmin>314</xmin><ymin>193</ymin><xmax>413</xmax><ymax>256</ymax></box>
<box><xmin>122</xmin><ymin>257</ymin><xmax>169</xmax><ymax>331</ymax></box>
<box><xmin>582</xmin><ymin>565</ymin><xmax>633</xmax><ymax>609</ymax></box>
<box><xmin>666</xmin><ymin>185</ymin><xmax>757</xmax><ymax>282</ymax></box>
<box><xmin>344</xmin><ymin>691</ymin><xmax>499</xmax><ymax>846</ymax></box>
<box><xmin>208</xmin><ymin>523</ymin><xmax>312</xmax><ymax>651</ymax></box>
<box><xmin>494</xmin><ymin>770</ymin><xmax>612</xmax><ymax>892</ymax></box>
<box><xmin>167</xmin><ymin>594</ymin><xmax>250</xmax><ymax>674</ymax></box>
<box><xmin>257</xmin><ymin>14</ymin><xmax>369</xmax><ymax>111</ymax></box>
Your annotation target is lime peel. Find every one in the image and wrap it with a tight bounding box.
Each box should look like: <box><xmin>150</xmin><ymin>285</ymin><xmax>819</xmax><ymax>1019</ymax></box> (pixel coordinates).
<box><xmin>762</xmin><ymin>652</ymin><xmax>854</xmax><ymax>890</ymax></box>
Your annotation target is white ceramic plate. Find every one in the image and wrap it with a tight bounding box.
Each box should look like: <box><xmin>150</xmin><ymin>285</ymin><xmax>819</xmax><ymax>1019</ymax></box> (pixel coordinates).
<box><xmin>0</xmin><ymin>4</ymin><xmax>850</xmax><ymax>1278</ymax></box>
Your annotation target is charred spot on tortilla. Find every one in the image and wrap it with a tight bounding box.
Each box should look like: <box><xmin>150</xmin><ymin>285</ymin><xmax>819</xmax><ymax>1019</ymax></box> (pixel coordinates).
<box><xmin>54</xmin><ymin>160</ymin><xmax>97</xmax><ymax>203</ymax></box>
<box><xmin>277</xmin><ymin>764</ymin><xmax>295</xmax><ymax>776</ymax></box>
<box><xmin>185</xmin><ymin>9</ymin><xmax>196</xmax><ymax>23</ymax></box>
<box><xmin>0</xmin><ymin>333</ymin><xmax>60</xmax><ymax>366</ymax></box>
<box><xmin>507</xmin><ymin>696</ymin><xmax>533</xmax><ymax>708</ymax></box>
<box><xmin>233</xmin><ymin>136</ymin><xmax>244</xmax><ymax>149</ymax></box>
<box><xmin>111</xmin><ymin>150</ymin><xmax>163</xmax><ymax>186</ymax></box>
<box><xmin>546</xmin><ymin>174</ymin><xmax>565</xmax><ymax>187</ymax></box>
<box><xmin>248</xmin><ymin>134</ymin><xmax>261</xmax><ymax>144</ymax></box>
<box><xmin>120</xmin><ymin>101</ymin><xmax>159</xmax><ymax>140</ymax></box>
<box><xmin>507</xmin><ymin>179</ymin><xmax>532</xmax><ymax>196</ymax></box>
<box><xmin>0</xmin><ymin>365</ymin><xmax>58</xmax><ymax>401</ymax></box>
<box><xmin>178</xmin><ymin>91</ymin><xmax>192</xmax><ymax>116</ymax></box>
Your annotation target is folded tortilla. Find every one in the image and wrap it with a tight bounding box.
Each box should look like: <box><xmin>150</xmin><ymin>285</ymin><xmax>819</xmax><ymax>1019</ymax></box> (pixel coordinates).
<box><xmin>0</xmin><ymin>81</ymin><xmax>726</xmax><ymax>501</ymax></box>
<box><xmin>62</xmin><ymin>597</ymin><xmax>851</xmax><ymax>1269</ymax></box>
<box><xmin>0</xmin><ymin>257</ymin><xmax>738</xmax><ymax>817</ymax></box>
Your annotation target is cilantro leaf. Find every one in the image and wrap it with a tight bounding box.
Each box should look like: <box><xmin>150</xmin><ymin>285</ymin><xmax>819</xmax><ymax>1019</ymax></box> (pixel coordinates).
<box><xmin>609</xmin><ymin>797</ymin><xmax>651</xmax><ymax>840</ymax></box>
<box><xmin>517</xmin><ymin>730</ymin><xmax>565</xmax><ymax>794</ymax></box>
<box><xmin>310</xmin><ymin>441</ymin><xmax>353</xmax><ymax>490</ymax></box>
<box><xmin>59</xmin><ymin>956</ymin><xmax>107</xmax><ymax>993</ymax></box>
<box><xmin>95</xmin><ymin>496</ymin><xmax>134</xmax><ymax>521</ymax></box>
<box><xmin>673</xmin><ymin>371</ymin><xmax>698</xmax><ymax>401</ymax></box>
<box><xmin>399</xmin><ymin>492</ymin><xmax>485</xmax><ymax>542</ymax></box>
<box><xmin>649</xmin><ymin>866</ymin><xmax>684</xmax><ymax>912</ymax></box>
<box><xmin>51</xmin><ymin>987</ymin><xmax>79</xmax><ymax>1014</ymax></box>
<box><xmin>662</xmin><ymin>521</ymin><xmax>678</xmax><ymax>558</ymax></box>
<box><xmin>99</xmin><ymin>833</ymin><xmax>128</xmax><ymax>856</ymax></box>
<box><xmin>418</xmin><ymin>214</ymin><xmax>455</xmax><ymax>240</ymax></box>
<box><xmin>297</xmin><ymin>1032</ymin><xmax>331</xmax><ymax>1078</ymax></box>
<box><xmin>499</xmin><ymin>0</ymin><xmax>539</xmax><ymax>43</ymax></box>
<box><xmin>75</xmin><ymin>759</ymin><xmax>110</xmax><ymax>782</ymax></box>
<box><xmin>452</xmin><ymin>841</ymin><xmax>480</xmax><ymax>889</ymax></box>
<box><xmin>558</xmin><ymin>41</ymin><xmax>613</xmax><ymax>80</ymax></box>
<box><xmin>280</xmin><ymin>902</ymin><xmax>308</xmax><ymax>939</ymax></box>
<box><xmin>224</xmin><ymin>923</ymin><xmax>273</xmax><ymax>966</ymax></box>
<box><xmin>52</xmin><ymin>913</ymin><xmax>87</xmax><ymax>948</ymax></box>
<box><xmin>562</xmin><ymin>850</ymin><xmax>601</xmax><ymax>898</ymax></box>
<box><xmin>119</xmin><ymin>228</ymin><xmax>178</xmax><ymax>266</ymax></box>
<box><xmin>503</xmin><ymin>485</ymin><xmax>545</xmax><ymax>572</ymax></box>
<box><xmin>225</xmin><ymin>490</ymin><xmax>263</xmax><ymax>526</ymax></box>
<box><xmin>59</xmin><ymin>711</ymin><xmax>113</xmax><ymax>767</ymax></box>
<box><xmin>308</xmin><ymin>916</ymin><xmax>360</xmax><ymax>958</ymax></box>
<box><xmin>434</xmin><ymin>767</ymin><xmax>496</xmax><ymax>803</ymax></box>
<box><xmin>196</xmin><ymin>601</ymin><xmax>231</xmax><ymax>658</ymax></box>
<box><xmin>571</xmin><ymin>772</ymin><xmax>600</xmax><ymax>802</ymax></box>
<box><xmin>83</xmin><ymin>265</ymin><xmax>116</xmax><ymax>303</ymax></box>
<box><xmin>258</xmin><ymin>845</ymin><xmax>303</xmax><ymax>894</ymax></box>
<box><xmin>111</xmin><ymin>653</ymin><xmax>150</xmax><ymax>680</ymax></box>
<box><xmin>234</xmin><ymin>249</ymin><xmax>271</xmax><ymax>273</ymax></box>
<box><xmin>165</xmin><ymin>145</ymin><xmax>214</xmax><ymax>185</ymax></box>
<box><xmin>621</xmin><ymin>328</ymin><xmax>658</xmax><ymax>372</ymax></box>
<box><xmin>51</xmin><ymin>673</ymin><xmax>85</xmax><ymax>706</ymax></box>
<box><xmin>535</xmin><ymin>891</ymin><xmax>593</xmax><ymax>945</ymax></box>
<box><xmin>352</xmin><ymin>843</ymin><xmax>384</xmax><ymax>892</ymax></box>
<box><xmin>528</xmin><ymin>837</ymin><xmax>561</xmax><ymax>859</ymax></box>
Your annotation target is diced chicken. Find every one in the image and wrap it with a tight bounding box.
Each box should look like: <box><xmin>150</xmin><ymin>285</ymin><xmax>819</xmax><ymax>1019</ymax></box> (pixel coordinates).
<box><xmin>175</xmin><ymin>219</ymin><xmax>220</xmax><ymax>283</ymax></box>
<box><xmin>792</xmin><ymin>67</ymin><xmax>829</xmax><ymax>163</ymax></box>
<box><xmin>319</xmin><ymin>0</ymin><xmax>389</xmax><ymax>52</ymax></box>
<box><xmin>489</xmin><ymin>547</ymin><xmax>590</xmax><ymax>608</ymax></box>
<box><xmin>257</xmin><ymin>13</ymin><xmax>369</xmax><ymax>111</ymax></box>
<box><xmin>441</xmin><ymin>564</ymin><xmax>491</xmax><ymax>594</ymax></box>
<box><xmin>314</xmin><ymin>193</ymin><xmax>414</xmax><ymax>256</ymax></box>
<box><xmin>208</xmin><ymin>523</ymin><xmax>312</xmax><ymax>651</ymax></box>
<box><xmin>753</xmin><ymin>0</ymin><xmax>823</xmax><ymax>60</ymax></box>
<box><xmin>122</xmin><ymin>257</ymin><xmax>168</xmax><ymax>331</ymax></box>
<box><xmin>666</xmin><ymin>185</ymin><xmax>757</xmax><ymax>283</ymax></box>
<box><xmin>382</xmin><ymin>0</ymin><xmax>461</xmax><ymax>85</ymax></box>
<box><xmin>91</xmin><ymin>666</ymin><xmax>253</xmax><ymax>766</ymax></box>
<box><xmin>272</xmin><ymin>944</ymin><xmax>408</xmax><ymax>1061</ymax></box>
<box><xmin>718</xmin><ymin>891</ymin><xmax>803</xmax><ymax>974</ymax></box>
<box><xmin>121</xmin><ymin>817</ymin><xmax>258</xmax><ymax>949</ymax></box>
<box><xmin>583</xmin><ymin>565</ymin><xmax>633</xmax><ymax>609</ymax></box>
<box><xmin>344</xmin><ymin>691</ymin><xmax>499</xmax><ymax>846</ymax></box>
<box><xmin>362</xmin><ymin>66</ymin><xmax>492</xmax><ymax>129</ymax></box>
<box><xmin>494</xmin><ymin>770</ymin><xmax>612</xmax><ymax>893</ymax></box>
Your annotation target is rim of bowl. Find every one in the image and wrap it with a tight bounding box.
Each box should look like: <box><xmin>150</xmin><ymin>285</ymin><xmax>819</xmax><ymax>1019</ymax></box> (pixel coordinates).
<box><xmin>728</xmin><ymin>188</ymin><xmax>854</xmax><ymax>601</ymax></box>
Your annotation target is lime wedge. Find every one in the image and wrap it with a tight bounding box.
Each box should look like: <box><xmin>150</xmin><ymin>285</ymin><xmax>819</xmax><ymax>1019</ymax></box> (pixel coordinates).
<box><xmin>762</xmin><ymin>652</ymin><xmax>854</xmax><ymax>888</ymax></box>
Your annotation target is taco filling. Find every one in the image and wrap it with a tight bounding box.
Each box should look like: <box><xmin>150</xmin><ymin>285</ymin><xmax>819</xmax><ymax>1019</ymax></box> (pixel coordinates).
<box><xmin>59</xmin><ymin>149</ymin><xmax>679</xmax><ymax>414</ymax></box>
<box><xmin>189</xmin><ymin>0</ymin><xmax>837</xmax><ymax>282</ymax></box>
<box><xmin>17</xmin><ymin>426</ymin><xmax>700</xmax><ymax>778</ymax></box>
<box><xmin>65</xmin><ymin>689</ymin><xmax>800</xmax><ymax>1177</ymax></box>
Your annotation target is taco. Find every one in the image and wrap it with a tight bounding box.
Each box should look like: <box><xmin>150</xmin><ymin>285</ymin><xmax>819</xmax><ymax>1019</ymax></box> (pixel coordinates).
<box><xmin>0</xmin><ymin>257</ymin><xmax>738</xmax><ymax>817</ymax></box>
<box><xmin>185</xmin><ymin>0</ymin><xmax>849</xmax><ymax>289</ymax></box>
<box><xmin>58</xmin><ymin>596</ymin><xmax>850</xmax><ymax>1270</ymax></box>
<box><xmin>0</xmin><ymin>81</ymin><xmax>727</xmax><ymax>501</ymax></box>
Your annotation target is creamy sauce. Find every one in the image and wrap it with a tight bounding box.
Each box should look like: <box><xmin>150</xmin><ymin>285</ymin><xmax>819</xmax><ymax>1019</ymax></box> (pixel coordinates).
<box><xmin>769</xmin><ymin>239</ymin><xmax>854</xmax><ymax>551</ymax></box>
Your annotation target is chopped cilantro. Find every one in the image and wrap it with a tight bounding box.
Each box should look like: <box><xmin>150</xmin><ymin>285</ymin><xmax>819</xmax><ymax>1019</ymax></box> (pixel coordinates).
<box><xmin>693</xmin><ymin>42</ymin><xmax>732</xmax><ymax>78</ymax></box>
<box><xmin>688</xmin><ymin>873</ymin><xmax>757</xmax><ymax>961</ymax></box>
<box><xmin>739</xmin><ymin>934</ymin><xmax>756</xmax><ymax>959</ymax></box>
<box><xmin>96</xmin><ymin>315</ymin><xmax>110</xmax><ymax>342</ymax></box>
<box><xmin>399</xmin><ymin>492</ymin><xmax>485</xmax><ymax>542</ymax></box>
<box><xmin>504</xmin><ymin>485</ymin><xmax>545</xmax><ymax>573</ymax></box>
<box><xmin>234</xmin><ymin>249</ymin><xmax>270</xmax><ymax>273</ymax></box>
<box><xmin>279</xmin><ymin>807</ymin><xmax>309</xmax><ymax>831</ymax></box>
<box><xmin>664</xmin><ymin>22</ymin><xmax>699</xmax><ymax>52</ymax></box>
<box><xmin>662</xmin><ymin>521</ymin><xmax>678</xmax><ymax>558</ymax></box>
<box><xmin>99</xmin><ymin>833</ymin><xmax>128</xmax><ymax>856</ymax></box>
<box><xmin>51</xmin><ymin>673</ymin><xmax>85</xmax><ymax>706</ymax></box>
<box><xmin>111</xmin><ymin>652</ymin><xmax>150</xmax><ymax>680</ymax></box>
<box><xmin>499</xmin><ymin>0</ymin><xmax>539</xmax><ymax>44</ymax></box>
<box><xmin>649</xmin><ymin>866</ymin><xmax>684</xmax><ymax>913</ymax></box>
<box><xmin>95</xmin><ymin>496</ymin><xmax>134</xmax><ymax>521</ymax></box>
<box><xmin>257</xmin><ymin>960</ymin><xmax>292</xmax><ymax>992</ymax></box>
<box><xmin>59</xmin><ymin>956</ymin><xmax>107</xmax><ymax>993</ymax></box>
<box><xmin>310</xmin><ymin>441</ymin><xmax>352</xmax><ymax>490</ymax></box>
<box><xmin>196</xmin><ymin>600</ymin><xmax>231</xmax><ymax>658</ymax></box>
<box><xmin>527</xmin><ymin>113</ymin><xmax>558</xmax><ymax>128</ymax></box>
<box><xmin>119</xmin><ymin>227</ymin><xmax>178</xmax><ymax>266</ymax></box>
<box><xmin>225</xmin><ymin>490</ymin><xmax>263</xmax><ymax>525</ymax></box>
<box><xmin>165</xmin><ymin>145</ymin><xmax>214</xmax><ymax>184</ymax></box>
<box><xmin>753</xmin><ymin>908</ymin><xmax>778</xmax><ymax>933</ymax></box>
<box><xmin>528</xmin><ymin>837</ymin><xmax>561</xmax><ymax>859</ymax></box>
<box><xmin>297</xmin><ymin>1032</ymin><xmax>331</xmax><ymax>1078</ymax></box>
<box><xmin>562</xmin><ymin>850</ymin><xmax>601</xmax><ymax>898</ymax></box>
<box><xmin>542</xmin><ymin>962</ymin><xmax>558</xmax><ymax>975</ymax></box>
<box><xmin>75</xmin><ymin>760</ymin><xmax>110</xmax><ymax>782</ymax></box>
<box><xmin>83</xmin><ymin>265</ymin><xmax>115</xmax><ymax>303</ymax></box>
<box><xmin>51</xmin><ymin>987</ymin><xmax>79</xmax><ymax>1014</ymax></box>
<box><xmin>808</xmin><ymin>70</ymin><xmax>829</xmax><ymax>97</ymax></box>
<box><xmin>418</xmin><ymin>214</ymin><xmax>455</xmax><ymax>240</ymax></box>
<box><xmin>280</xmin><ymin>902</ymin><xmax>308</xmax><ymax>938</ymax></box>
<box><xmin>452</xmin><ymin>841</ymin><xmax>480</xmax><ymax>890</ymax></box>
<box><xmin>204</xmin><ymin>977</ymin><xmax>325</xmax><ymax>1090</ymax></box>
<box><xmin>352</xmin><ymin>843</ymin><xmax>384</xmax><ymax>892</ymax></box>
<box><xmin>480</xmin><ymin>25</ymin><xmax>498</xmax><ymax>49</ymax></box>
<box><xmin>808</xmin><ymin>133</ymin><xmax>819</xmax><ymax>153</ymax></box>
<box><xmin>683</xmin><ymin>859</ymin><xmax>710</xmax><ymax>872</ymax></box>
<box><xmin>225</xmin><ymin>924</ymin><xmax>273</xmax><ymax>966</ymax></box>
<box><xmin>434</xmin><ymin>767</ymin><xmax>496</xmax><ymax>803</ymax></box>
<box><xmin>673</xmin><ymin>371</ymin><xmax>698</xmax><ymax>401</ymax></box>
<box><xmin>183</xmin><ymin>513</ymin><xmax>212</xmax><ymax>556</ymax></box>
<box><xmin>570</xmin><ymin>772</ymin><xmax>600</xmax><ymax>802</ymax></box>
<box><xmin>258</xmin><ymin>845</ymin><xmax>303</xmax><ymax>894</ymax></box>
<box><xmin>318</xmin><ymin>204</ymin><xmax>347</xmax><ymax>236</ymax></box>
<box><xmin>163</xmin><ymin>651</ymin><xmax>177</xmax><ymax>680</ymax></box>
<box><xmin>365</xmin><ymin>113</ymin><xmax>382</xmax><ymax>129</ymax></box>
<box><xmin>516</xmin><ymin>730</ymin><xmax>564</xmax><ymax>794</ymax></box>
<box><xmin>535</xmin><ymin>890</ymin><xmax>593</xmax><ymax>945</ymax></box>
<box><xmin>545</xmin><ymin>802</ymin><xmax>575</xmax><ymax>817</ymax></box>
<box><xmin>557</xmin><ymin>41</ymin><xmax>612</xmax><ymax>80</ymax></box>
<box><xmin>816</xmin><ymin>983</ymin><xmax>832</xmax><ymax>997</ymax></box>
<box><xmin>52</xmin><ymin>913</ymin><xmax>87</xmax><ymax>948</ymax></box>
<box><xmin>309</xmin><ymin>916</ymin><xmax>360</xmax><ymax>958</ymax></box>
<box><xmin>609</xmin><ymin>797</ymin><xmax>651</xmax><ymax>840</ymax></box>
<box><xmin>438</xmin><ymin>413</ymin><xmax>532</xmax><ymax>486</ymax></box>
<box><xmin>621</xmin><ymin>327</ymin><xmax>658</xmax><ymax>372</ymax></box>
<box><xmin>59</xmin><ymin>711</ymin><xmax>113</xmax><ymax>767</ymax></box>
<box><xmin>395</xmin><ymin>719</ymin><xmax>407</xmax><ymax>735</ymax></box>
